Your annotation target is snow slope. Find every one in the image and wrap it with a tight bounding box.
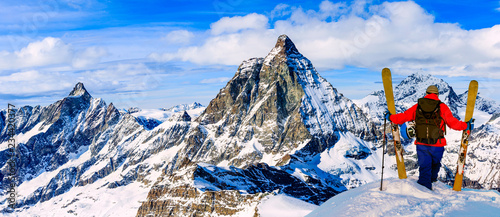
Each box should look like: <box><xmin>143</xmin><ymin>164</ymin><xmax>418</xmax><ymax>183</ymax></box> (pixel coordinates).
<box><xmin>306</xmin><ymin>177</ymin><xmax>500</xmax><ymax>217</ymax></box>
<box><xmin>258</xmin><ymin>194</ymin><xmax>318</xmax><ymax>217</ymax></box>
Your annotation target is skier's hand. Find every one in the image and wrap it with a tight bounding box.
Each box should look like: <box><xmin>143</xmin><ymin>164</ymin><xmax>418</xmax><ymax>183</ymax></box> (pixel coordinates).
<box><xmin>384</xmin><ymin>111</ymin><xmax>392</xmax><ymax>121</ymax></box>
<box><xmin>466</xmin><ymin>119</ymin><xmax>474</xmax><ymax>132</ymax></box>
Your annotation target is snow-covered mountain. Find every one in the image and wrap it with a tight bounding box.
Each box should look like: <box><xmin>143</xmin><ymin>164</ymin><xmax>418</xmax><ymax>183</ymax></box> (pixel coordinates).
<box><xmin>182</xmin><ymin>34</ymin><xmax>376</xmax><ymax>168</ymax></box>
<box><xmin>161</xmin><ymin>102</ymin><xmax>204</xmax><ymax>113</ymax></box>
<box><xmin>0</xmin><ymin>35</ymin><xmax>384</xmax><ymax>216</ymax></box>
<box><xmin>1</xmin><ymin>35</ymin><xmax>499</xmax><ymax>216</ymax></box>
<box><xmin>454</xmin><ymin>112</ymin><xmax>500</xmax><ymax>190</ymax></box>
<box><xmin>0</xmin><ymin>83</ymin><xmax>199</xmax><ymax>215</ymax></box>
<box><xmin>126</xmin><ymin>102</ymin><xmax>206</xmax><ymax>130</ymax></box>
<box><xmin>0</xmin><ymin>35</ymin><xmax>377</xmax><ymax>216</ymax></box>
<box><xmin>136</xmin><ymin>35</ymin><xmax>382</xmax><ymax>216</ymax></box>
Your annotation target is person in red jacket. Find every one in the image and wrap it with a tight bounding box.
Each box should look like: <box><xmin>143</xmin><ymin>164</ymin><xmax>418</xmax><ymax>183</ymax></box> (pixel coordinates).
<box><xmin>384</xmin><ymin>85</ymin><xmax>474</xmax><ymax>190</ymax></box>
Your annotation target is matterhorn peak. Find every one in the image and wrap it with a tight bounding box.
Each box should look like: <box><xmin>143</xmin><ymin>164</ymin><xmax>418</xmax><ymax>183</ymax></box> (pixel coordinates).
<box><xmin>264</xmin><ymin>34</ymin><xmax>302</xmax><ymax>65</ymax></box>
<box><xmin>275</xmin><ymin>34</ymin><xmax>300</xmax><ymax>56</ymax></box>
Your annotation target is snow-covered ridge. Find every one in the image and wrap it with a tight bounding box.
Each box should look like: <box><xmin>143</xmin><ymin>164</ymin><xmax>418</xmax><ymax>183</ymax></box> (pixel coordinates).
<box><xmin>125</xmin><ymin>102</ymin><xmax>205</xmax><ymax>130</ymax></box>
<box><xmin>281</xmin><ymin>37</ymin><xmax>375</xmax><ymax>140</ymax></box>
<box><xmin>264</xmin><ymin>34</ymin><xmax>376</xmax><ymax>140</ymax></box>
<box><xmin>161</xmin><ymin>102</ymin><xmax>204</xmax><ymax>113</ymax></box>
<box><xmin>306</xmin><ymin>177</ymin><xmax>500</xmax><ymax>217</ymax></box>
<box><xmin>128</xmin><ymin>105</ymin><xmax>204</xmax><ymax>122</ymax></box>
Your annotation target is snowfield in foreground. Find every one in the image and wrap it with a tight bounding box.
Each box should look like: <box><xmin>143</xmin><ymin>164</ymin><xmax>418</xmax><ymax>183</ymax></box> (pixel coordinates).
<box><xmin>258</xmin><ymin>194</ymin><xmax>319</xmax><ymax>217</ymax></box>
<box><xmin>306</xmin><ymin>177</ymin><xmax>500</xmax><ymax>217</ymax></box>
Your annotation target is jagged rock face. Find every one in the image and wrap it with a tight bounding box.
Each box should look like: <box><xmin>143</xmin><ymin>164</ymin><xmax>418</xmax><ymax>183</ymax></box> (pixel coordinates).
<box><xmin>136</xmin><ymin>35</ymin><xmax>374</xmax><ymax>217</ymax></box>
<box><xmin>0</xmin><ymin>83</ymin><xmax>125</xmax><ymax>206</ymax></box>
<box><xmin>1</xmin><ymin>83</ymin><xmax>195</xmax><ymax>210</ymax></box>
<box><xmin>137</xmin><ymin>184</ymin><xmax>262</xmax><ymax>217</ymax></box>
<box><xmin>189</xmin><ymin>35</ymin><xmax>375</xmax><ymax>167</ymax></box>
<box><xmin>136</xmin><ymin>158</ymin><xmax>264</xmax><ymax>217</ymax></box>
<box><xmin>460</xmin><ymin>92</ymin><xmax>500</xmax><ymax>115</ymax></box>
<box><xmin>199</xmin><ymin>57</ymin><xmax>263</xmax><ymax>125</ymax></box>
<box><xmin>136</xmin><ymin>157</ymin><xmax>340</xmax><ymax>216</ymax></box>
<box><xmin>445</xmin><ymin>112</ymin><xmax>500</xmax><ymax>190</ymax></box>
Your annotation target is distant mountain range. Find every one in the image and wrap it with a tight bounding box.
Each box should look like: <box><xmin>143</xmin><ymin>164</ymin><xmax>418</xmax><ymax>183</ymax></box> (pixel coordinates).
<box><xmin>125</xmin><ymin>102</ymin><xmax>206</xmax><ymax>130</ymax></box>
<box><xmin>1</xmin><ymin>35</ymin><xmax>499</xmax><ymax>216</ymax></box>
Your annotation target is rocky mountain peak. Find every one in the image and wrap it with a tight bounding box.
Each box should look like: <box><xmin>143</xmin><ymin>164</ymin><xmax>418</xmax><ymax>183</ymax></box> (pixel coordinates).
<box><xmin>275</xmin><ymin>34</ymin><xmax>300</xmax><ymax>55</ymax></box>
<box><xmin>264</xmin><ymin>34</ymin><xmax>302</xmax><ymax>65</ymax></box>
<box><xmin>188</xmin><ymin>34</ymin><xmax>375</xmax><ymax>167</ymax></box>
<box><xmin>405</xmin><ymin>73</ymin><xmax>432</xmax><ymax>83</ymax></box>
<box><xmin>68</xmin><ymin>82</ymin><xmax>92</xmax><ymax>99</ymax></box>
<box><xmin>398</xmin><ymin>73</ymin><xmax>442</xmax><ymax>89</ymax></box>
<box><xmin>394</xmin><ymin>73</ymin><xmax>459</xmax><ymax>109</ymax></box>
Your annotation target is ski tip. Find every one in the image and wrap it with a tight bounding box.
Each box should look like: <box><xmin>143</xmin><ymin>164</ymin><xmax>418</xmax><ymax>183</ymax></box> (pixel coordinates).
<box><xmin>382</xmin><ymin>68</ymin><xmax>392</xmax><ymax>78</ymax></box>
<box><xmin>470</xmin><ymin>80</ymin><xmax>478</xmax><ymax>87</ymax></box>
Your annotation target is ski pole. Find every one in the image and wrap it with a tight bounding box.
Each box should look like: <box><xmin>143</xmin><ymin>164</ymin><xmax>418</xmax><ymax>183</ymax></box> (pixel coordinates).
<box><xmin>380</xmin><ymin>118</ymin><xmax>387</xmax><ymax>191</ymax></box>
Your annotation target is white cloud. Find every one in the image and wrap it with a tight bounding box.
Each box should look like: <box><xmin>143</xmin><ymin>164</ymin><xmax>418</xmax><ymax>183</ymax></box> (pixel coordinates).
<box><xmin>270</xmin><ymin>3</ymin><xmax>291</xmax><ymax>19</ymax></box>
<box><xmin>0</xmin><ymin>37</ymin><xmax>107</xmax><ymax>70</ymax></box>
<box><xmin>318</xmin><ymin>0</ymin><xmax>347</xmax><ymax>19</ymax></box>
<box><xmin>0</xmin><ymin>70</ymin><xmax>73</xmax><ymax>95</ymax></box>
<box><xmin>163</xmin><ymin>30</ymin><xmax>195</xmax><ymax>44</ymax></box>
<box><xmin>210</xmin><ymin>13</ymin><xmax>269</xmax><ymax>35</ymax></box>
<box><xmin>80</xmin><ymin>62</ymin><xmax>165</xmax><ymax>94</ymax></box>
<box><xmin>152</xmin><ymin>0</ymin><xmax>500</xmax><ymax>79</ymax></box>
<box><xmin>1</xmin><ymin>70</ymin><xmax>41</xmax><ymax>82</ymax></box>
<box><xmin>200</xmin><ymin>77</ymin><xmax>231</xmax><ymax>84</ymax></box>
<box><xmin>0</xmin><ymin>60</ymin><xmax>161</xmax><ymax>100</ymax></box>
<box><xmin>0</xmin><ymin>37</ymin><xmax>72</xmax><ymax>69</ymax></box>
<box><xmin>150</xmin><ymin>31</ymin><xmax>276</xmax><ymax>65</ymax></box>
<box><xmin>72</xmin><ymin>46</ymin><xmax>108</xmax><ymax>68</ymax></box>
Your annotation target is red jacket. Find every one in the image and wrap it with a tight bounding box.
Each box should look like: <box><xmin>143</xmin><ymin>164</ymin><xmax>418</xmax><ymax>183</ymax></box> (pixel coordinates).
<box><xmin>389</xmin><ymin>94</ymin><xmax>467</xmax><ymax>147</ymax></box>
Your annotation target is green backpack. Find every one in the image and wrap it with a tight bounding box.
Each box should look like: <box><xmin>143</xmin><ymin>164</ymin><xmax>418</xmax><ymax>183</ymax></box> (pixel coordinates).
<box><xmin>415</xmin><ymin>98</ymin><xmax>445</xmax><ymax>144</ymax></box>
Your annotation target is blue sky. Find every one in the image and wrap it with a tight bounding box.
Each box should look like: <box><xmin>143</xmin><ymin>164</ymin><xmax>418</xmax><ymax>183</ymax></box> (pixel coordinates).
<box><xmin>1</xmin><ymin>0</ymin><xmax>500</xmax><ymax>109</ymax></box>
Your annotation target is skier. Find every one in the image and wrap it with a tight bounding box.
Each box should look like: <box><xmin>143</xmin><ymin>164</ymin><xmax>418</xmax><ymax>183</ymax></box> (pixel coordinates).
<box><xmin>384</xmin><ymin>85</ymin><xmax>474</xmax><ymax>190</ymax></box>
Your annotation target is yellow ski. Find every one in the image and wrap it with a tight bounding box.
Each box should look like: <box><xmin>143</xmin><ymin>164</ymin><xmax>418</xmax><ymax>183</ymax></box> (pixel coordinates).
<box><xmin>381</xmin><ymin>68</ymin><xmax>407</xmax><ymax>179</ymax></box>
<box><xmin>453</xmin><ymin>80</ymin><xmax>478</xmax><ymax>191</ymax></box>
